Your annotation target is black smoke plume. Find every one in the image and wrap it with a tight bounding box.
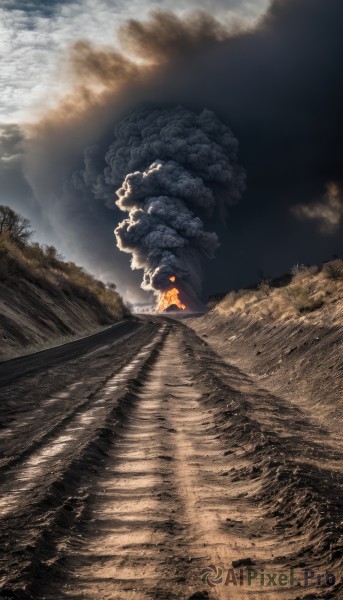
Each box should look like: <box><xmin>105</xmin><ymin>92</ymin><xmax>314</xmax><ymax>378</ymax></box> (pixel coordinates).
<box><xmin>94</xmin><ymin>106</ymin><xmax>245</xmax><ymax>307</ymax></box>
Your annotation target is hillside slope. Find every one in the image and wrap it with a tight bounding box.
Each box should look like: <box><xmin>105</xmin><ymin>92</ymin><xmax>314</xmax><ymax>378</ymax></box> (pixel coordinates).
<box><xmin>0</xmin><ymin>235</ymin><xmax>128</xmax><ymax>360</ymax></box>
<box><xmin>188</xmin><ymin>261</ymin><xmax>343</xmax><ymax>434</ymax></box>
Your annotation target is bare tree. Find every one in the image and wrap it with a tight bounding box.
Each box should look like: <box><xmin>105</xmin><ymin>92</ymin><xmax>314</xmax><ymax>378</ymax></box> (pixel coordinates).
<box><xmin>0</xmin><ymin>205</ymin><xmax>34</xmax><ymax>246</ymax></box>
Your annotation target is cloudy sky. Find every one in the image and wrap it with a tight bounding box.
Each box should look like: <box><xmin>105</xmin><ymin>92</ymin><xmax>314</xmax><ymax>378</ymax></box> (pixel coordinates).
<box><xmin>1</xmin><ymin>0</ymin><xmax>342</xmax><ymax>304</ymax></box>
<box><xmin>1</xmin><ymin>0</ymin><xmax>269</xmax><ymax>123</ymax></box>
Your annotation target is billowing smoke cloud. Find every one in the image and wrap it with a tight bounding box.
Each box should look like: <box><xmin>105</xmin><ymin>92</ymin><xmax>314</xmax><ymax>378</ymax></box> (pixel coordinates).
<box><xmin>90</xmin><ymin>106</ymin><xmax>245</xmax><ymax>303</ymax></box>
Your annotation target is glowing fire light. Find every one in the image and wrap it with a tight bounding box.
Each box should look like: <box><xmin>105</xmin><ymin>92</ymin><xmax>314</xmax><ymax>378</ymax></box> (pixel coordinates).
<box><xmin>157</xmin><ymin>276</ymin><xmax>186</xmax><ymax>312</ymax></box>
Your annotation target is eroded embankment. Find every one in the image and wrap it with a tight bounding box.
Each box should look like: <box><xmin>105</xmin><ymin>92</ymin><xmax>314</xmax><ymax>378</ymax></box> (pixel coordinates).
<box><xmin>187</xmin><ymin>309</ymin><xmax>343</xmax><ymax>437</ymax></box>
<box><xmin>0</xmin><ymin>277</ymin><xmax>127</xmax><ymax>361</ymax></box>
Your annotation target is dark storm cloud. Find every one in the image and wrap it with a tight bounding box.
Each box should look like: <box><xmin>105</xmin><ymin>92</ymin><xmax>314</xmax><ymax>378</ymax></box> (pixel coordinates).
<box><xmin>19</xmin><ymin>0</ymin><xmax>343</xmax><ymax>301</ymax></box>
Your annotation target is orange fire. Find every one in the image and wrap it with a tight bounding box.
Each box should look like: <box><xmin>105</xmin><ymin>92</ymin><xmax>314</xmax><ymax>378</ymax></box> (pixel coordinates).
<box><xmin>157</xmin><ymin>276</ymin><xmax>186</xmax><ymax>312</ymax></box>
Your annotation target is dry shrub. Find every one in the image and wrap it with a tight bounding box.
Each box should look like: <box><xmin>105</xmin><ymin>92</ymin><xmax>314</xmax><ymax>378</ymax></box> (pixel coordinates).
<box><xmin>265</xmin><ymin>293</ymin><xmax>288</xmax><ymax>319</ymax></box>
<box><xmin>291</xmin><ymin>263</ymin><xmax>308</xmax><ymax>276</ymax></box>
<box><xmin>258</xmin><ymin>280</ymin><xmax>271</xmax><ymax>297</ymax></box>
<box><xmin>0</xmin><ymin>235</ymin><xmax>37</xmax><ymax>281</ymax></box>
<box><xmin>284</xmin><ymin>283</ymin><xmax>324</xmax><ymax>313</ymax></box>
<box><xmin>217</xmin><ymin>263</ymin><xmax>329</xmax><ymax>321</ymax></box>
<box><xmin>324</xmin><ymin>259</ymin><xmax>343</xmax><ymax>281</ymax></box>
<box><xmin>291</xmin><ymin>264</ymin><xmax>319</xmax><ymax>282</ymax></box>
<box><xmin>218</xmin><ymin>289</ymin><xmax>258</xmax><ymax>314</ymax></box>
<box><xmin>305</xmin><ymin>265</ymin><xmax>319</xmax><ymax>277</ymax></box>
<box><xmin>21</xmin><ymin>242</ymin><xmax>46</xmax><ymax>266</ymax></box>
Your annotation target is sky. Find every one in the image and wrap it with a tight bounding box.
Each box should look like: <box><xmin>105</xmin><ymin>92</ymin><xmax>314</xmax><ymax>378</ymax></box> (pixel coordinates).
<box><xmin>0</xmin><ymin>0</ymin><xmax>269</xmax><ymax>123</ymax></box>
<box><xmin>1</xmin><ymin>0</ymin><xmax>342</xmax><ymax>305</ymax></box>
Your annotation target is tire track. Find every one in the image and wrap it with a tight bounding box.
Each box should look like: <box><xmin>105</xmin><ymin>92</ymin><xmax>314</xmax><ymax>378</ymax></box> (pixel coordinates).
<box><xmin>38</xmin><ymin>329</ymin><xmax>276</xmax><ymax>600</ymax></box>
<box><xmin>0</xmin><ymin>324</ymin><xmax>169</xmax><ymax>597</ymax></box>
<box><xmin>0</xmin><ymin>322</ymin><xmax>152</xmax><ymax>473</ymax></box>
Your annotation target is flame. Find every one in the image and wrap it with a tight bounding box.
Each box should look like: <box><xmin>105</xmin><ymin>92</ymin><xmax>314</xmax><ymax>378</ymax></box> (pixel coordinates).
<box><xmin>157</xmin><ymin>276</ymin><xmax>186</xmax><ymax>311</ymax></box>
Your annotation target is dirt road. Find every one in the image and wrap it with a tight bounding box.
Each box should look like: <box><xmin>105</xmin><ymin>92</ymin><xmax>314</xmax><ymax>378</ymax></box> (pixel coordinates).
<box><xmin>0</xmin><ymin>318</ymin><xmax>342</xmax><ymax>599</ymax></box>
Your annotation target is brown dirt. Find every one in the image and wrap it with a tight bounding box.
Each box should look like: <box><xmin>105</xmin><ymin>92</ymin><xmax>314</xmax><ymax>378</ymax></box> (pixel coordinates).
<box><xmin>0</xmin><ymin>318</ymin><xmax>342</xmax><ymax>599</ymax></box>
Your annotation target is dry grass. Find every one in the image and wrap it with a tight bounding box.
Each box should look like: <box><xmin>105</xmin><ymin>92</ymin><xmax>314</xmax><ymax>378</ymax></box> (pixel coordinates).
<box><xmin>216</xmin><ymin>260</ymin><xmax>343</xmax><ymax>325</ymax></box>
<box><xmin>0</xmin><ymin>233</ymin><xmax>128</xmax><ymax>321</ymax></box>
